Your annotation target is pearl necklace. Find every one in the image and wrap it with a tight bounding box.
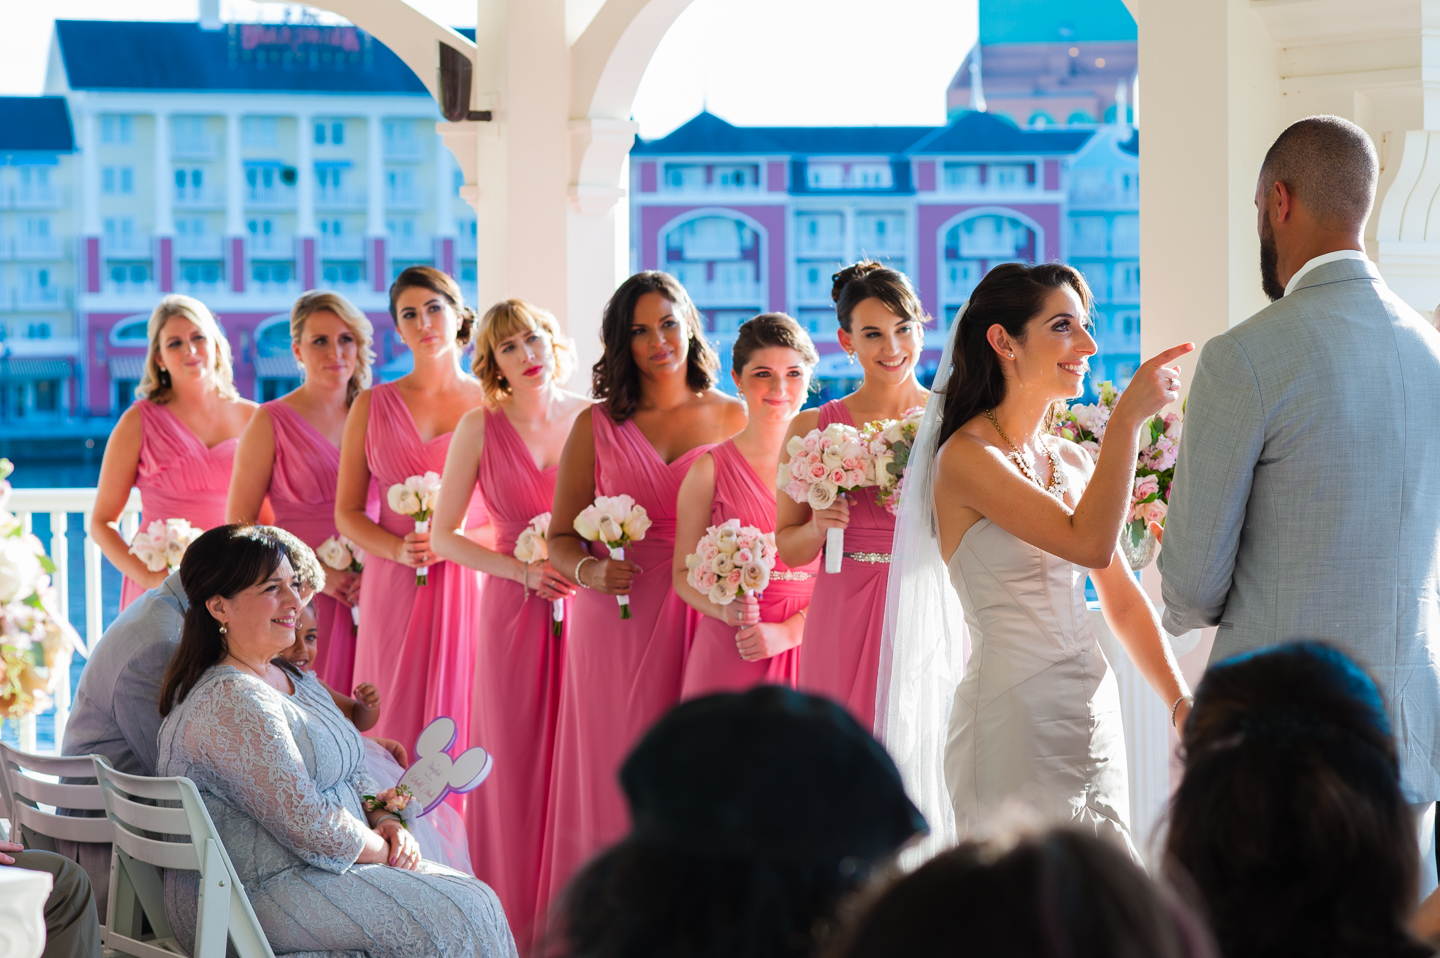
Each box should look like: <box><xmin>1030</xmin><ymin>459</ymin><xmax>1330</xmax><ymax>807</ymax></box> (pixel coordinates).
<box><xmin>985</xmin><ymin>409</ymin><xmax>1069</xmax><ymax>501</ymax></box>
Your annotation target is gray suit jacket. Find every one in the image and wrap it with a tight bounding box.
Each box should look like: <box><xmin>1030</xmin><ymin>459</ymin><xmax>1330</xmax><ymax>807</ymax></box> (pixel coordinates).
<box><xmin>61</xmin><ymin>573</ymin><xmax>187</xmax><ymax>776</ymax></box>
<box><xmin>1160</xmin><ymin>257</ymin><xmax>1440</xmax><ymax>802</ymax></box>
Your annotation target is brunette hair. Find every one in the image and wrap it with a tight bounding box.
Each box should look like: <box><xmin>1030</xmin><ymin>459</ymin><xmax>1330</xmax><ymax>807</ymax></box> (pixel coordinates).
<box><xmin>136</xmin><ymin>294</ymin><xmax>241</xmax><ymax>404</ymax></box>
<box><xmin>1165</xmin><ymin>642</ymin><xmax>1429</xmax><ymax>958</ymax></box>
<box><xmin>289</xmin><ymin>289</ymin><xmax>376</xmax><ymax>405</ymax></box>
<box><xmin>830</xmin><ymin>260</ymin><xmax>929</xmax><ymax>334</ymax></box>
<box><xmin>590</xmin><ymin>271</ymin><xmax>718</xmax><ymax>422</ymax></box>
<box><xmin>831</xmin><ymin>829</ymin><xmax>1215</xmax><ymax>958</ymax></box>
<box><xmin>159</xmin><ymin>525</ymin><xmax>287</xmax><ymax>716</ymax></box>
<box><xmin>731</xmin><ymin>313</ymin><xmax>819</xmax><ymax>374</ymax></box>
<box><xmin>471</xmin><ymin>298</ymin><xmax>577</xmax><ymax>407</ymax></box>
<box><xmin>387</xmin><ymin>265</ymin><xmax>476</xmax><ymax>346</ymax></box>
<box><xmin>936</xmin><ymin>263</ymin><xmax>1092</xmax><ymax>448</ymax></box>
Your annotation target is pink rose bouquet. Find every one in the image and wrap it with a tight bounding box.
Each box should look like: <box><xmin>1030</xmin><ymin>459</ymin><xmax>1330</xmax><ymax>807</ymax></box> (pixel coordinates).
<box><xmin>361</xmin><ymin>783</ymin><xmax>415</xmax><ymax>828</ymax></box>
<box><xmin>127</xmin><ymin>517</ymin><xmax>203</xmax><ymax>575</ymax></box>
<box><xmin>514</xmin><ymin>512</ymin><xmax>563</xmax><ymax>636</ymax></box>
<box><xmin>387</xmin><ymin>471</ymin><xmax>441</xmax><ymax>586</ymax></box>
<box><xmin>684</xmin><ymin>518</ymin><xmax>777</xmax><ymax>610</ymax></box>
<box><xmin>777</xmin><ymin>422</ymin><xmax>876</xmax><ymax>573</ymax></box>
<box><xmin>317</xmin><ymin>535</ymin><xmax>364</xmax><ymax>624</ymax></box>
<box><xmin>860</xmin><ymin>405</ymin><xmax>928</xmax><ymax>516</ymax></box>
<box><xmin>574</xmin><ymin>494</ymin><xmax>652</xmax><ymax>619</ymax></box>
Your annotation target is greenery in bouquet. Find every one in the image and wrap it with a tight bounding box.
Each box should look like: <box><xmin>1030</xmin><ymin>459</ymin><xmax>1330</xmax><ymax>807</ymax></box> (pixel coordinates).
<box><xmin>0</xmin><ymin>459</ymin><xmax>81</xmax><ymax>722</ymax></box>
<box><xmin>860</xmin><ymin>406</ymin><xmax>927</xmax><ymax>516</ymax></box>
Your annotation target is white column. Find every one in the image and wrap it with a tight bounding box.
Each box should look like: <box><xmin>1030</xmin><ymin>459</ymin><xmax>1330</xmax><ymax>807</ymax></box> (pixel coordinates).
<box><xmin>295</xmin><ymin>112</ymin><xmax>316</xmax><ymax>237</ymax></box>
<box><xmin>153</xmin><ymin>112</ymin><xmax>173</xmax><ymax>236</ymax></box>
<box><xmin>434</xmin><ymin>143</ymin><xmax>454</xmax><ymax>239</ymax></box>
<box><xmin>366</xmin><ymin>114</ymin><xmax>386</xmax><ymax>237</ymax></box>
<box><xmin>80</xmin><ymin>109</ymin><xmax>101</xmax><ymax>237</ymax></box>
<box><xmin>224</xmin><ymin>112</ymin><xmax>246</xmax><ymax>236</ymax></box>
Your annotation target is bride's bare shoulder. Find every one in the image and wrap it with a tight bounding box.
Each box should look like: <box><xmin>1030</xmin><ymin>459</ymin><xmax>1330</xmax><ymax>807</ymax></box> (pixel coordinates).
<box><xmin>937</xmin><ymin>424</ymin><xmax>1005</xmax><ymax>478</ymax></box>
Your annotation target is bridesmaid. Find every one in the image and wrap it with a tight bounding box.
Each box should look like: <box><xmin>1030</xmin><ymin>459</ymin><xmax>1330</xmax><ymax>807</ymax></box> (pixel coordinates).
<box><xmin>542</xmin><ymin>271</ymin><xmax>745</xmax><ymax>902</ymax></box>
<box><xmin>335</xmin><ymin>266</ymin><xmax>490</xmax><ymax>758</ymax></box>
<box><xmin>674</xmin><ymin>313</ymin><xmax>820</xmax><ymax>698</ymax></box>
<box><xmin>91</xmin><ymin>295</ymin><xmax>257</xmax><ymax>610</ymax></box>
<box><xmin>227</xmin><ymin>291</ymin><xmax>376</xmax><ymax>691</ymax></box>
<box><xmin>776</xmin><ymin>261</ymin><xmax>930</xmax><ymax>731</ymax></box>
<box><xmin>431</xmin><ymin>299</ymin><xmax>587</xmax><ymax>950</ymax></box>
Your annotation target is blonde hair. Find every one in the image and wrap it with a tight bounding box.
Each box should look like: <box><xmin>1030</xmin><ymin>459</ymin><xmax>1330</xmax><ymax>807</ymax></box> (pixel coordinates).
<box><xmin>471</xmin><ymin>298</ymin><xmax>576</xmax><ymax>407</ymax></box>
<box><xmin>136</xmin><ymin>294</ymin><xmax>240</xmax><ymax>404</ymax></box>
<box><xmin>290</xmin><ymin>290</ymin><xmax>376</xmax><ymax>405</ymax></box>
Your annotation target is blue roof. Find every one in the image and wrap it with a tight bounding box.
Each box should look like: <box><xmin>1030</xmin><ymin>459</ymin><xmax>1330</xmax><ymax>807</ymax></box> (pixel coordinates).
<box><xmin>0</xmin><ymin>97</ymin><xmax>75</xmax><ymax>152</ymax></box>
<box><xmin>981</xmin><ymin>0</ymin><xmax>1136</xmax><ymax>44</ymax></box>
<box><xmin>55</xmin><ymin>20</ymin><xmax>430</xmax><ymax>94</ymax></box>
<box><xmin>634</xmin><ymin>110</ymin><xmax>1088</xmax><ymax>162</ymax></box>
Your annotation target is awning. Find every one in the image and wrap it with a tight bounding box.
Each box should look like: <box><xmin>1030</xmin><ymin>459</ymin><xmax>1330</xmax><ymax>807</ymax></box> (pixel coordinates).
<box><xmin>254</xmin><ymin>353</ymin><xmax>300</xmax><ymax>378</ymax></box>
<box><xmin>0</xmin><ymin>358</ymin><xmax>71</xmax><ymax>380</ymax></box>
<box><xmin>108</xmin><ymin>355</ymin><xmax>147</xmax><ymax>380</ymax></box>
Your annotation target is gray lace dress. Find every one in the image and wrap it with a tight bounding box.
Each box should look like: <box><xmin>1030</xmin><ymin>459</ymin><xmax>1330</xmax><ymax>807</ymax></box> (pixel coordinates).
<box><xmin>156</xmin><ymin>664</ymin><xmax>517</xmax><ymax>957</ymax></box>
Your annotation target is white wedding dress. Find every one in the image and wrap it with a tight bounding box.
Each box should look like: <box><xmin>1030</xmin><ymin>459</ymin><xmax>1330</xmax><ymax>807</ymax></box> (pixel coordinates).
<box><xmin>943</xmin><ymin>516</ymin><xmax>1139</xmax><ymax>861</ymax></box>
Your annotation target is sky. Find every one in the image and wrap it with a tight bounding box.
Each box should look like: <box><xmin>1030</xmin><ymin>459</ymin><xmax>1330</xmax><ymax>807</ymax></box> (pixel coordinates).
<box><xmin>0</xmin><ymin>0</ymin><xmax>978</xmax><ymax>139</ymax></box>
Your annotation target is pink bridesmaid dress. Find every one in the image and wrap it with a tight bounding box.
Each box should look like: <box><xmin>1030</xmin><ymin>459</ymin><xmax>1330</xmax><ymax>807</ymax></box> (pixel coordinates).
<box><xmin>119</xmin><ymin>400</ymin><xmax>238</xmax><ymax>610</ymax></box>
<box><xmin>539</xmin><ymin>413</ymin><xmax>709</xmax><ymax>905</ymax></box>
<box><xmin>466</xmin><ymin>409</ymin><xmax>567</xmax><ymax>951</ymax></box>
<box><xmin>352</xmin><ymin>382</ymin><xmax>488</xmax><ymax>759</ymax></box>
<box><xmin>796</xmin><ymin>399</ymin><xmax>897</xmax><ymax>731</ymax></box>
<box><xmin>264</xmin><ymin>399</ymin><xmax>376</xmax><ymax>692</ymax></box>
<box><xmin>679</xmin><ymin>439</ymin><xmax>819</xmax><ymax>698</ymax></box>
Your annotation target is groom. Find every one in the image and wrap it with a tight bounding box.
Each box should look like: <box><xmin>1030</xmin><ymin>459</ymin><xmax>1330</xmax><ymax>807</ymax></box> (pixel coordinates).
<box><xmin>1159</xmin><ymin>115</ymin><xmax>1440</xmax><ymax>891</ymax></box>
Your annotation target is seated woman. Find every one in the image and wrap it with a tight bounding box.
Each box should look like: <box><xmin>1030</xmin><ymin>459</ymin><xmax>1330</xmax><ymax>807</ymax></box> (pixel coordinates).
<box><xmin>1165</xmin><ymin>641</ymin><xmax>1432</xmax><ymax>958</ymax></box>
<box><xmin>831</xmin><ymin>827</ymin><xmax>1214</xmax><ymax>958</ymax></box>
<box><xmin>156</xmin><ymin>524</ymin><xmax>516</xmax><ymax>958</ymax></box>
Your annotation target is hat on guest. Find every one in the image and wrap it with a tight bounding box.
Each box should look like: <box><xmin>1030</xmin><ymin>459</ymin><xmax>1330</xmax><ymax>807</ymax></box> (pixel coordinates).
<box><xmin>620</xmin><ymin>686</ymin><xmax>926</xmax><ymax>866</ymax></box>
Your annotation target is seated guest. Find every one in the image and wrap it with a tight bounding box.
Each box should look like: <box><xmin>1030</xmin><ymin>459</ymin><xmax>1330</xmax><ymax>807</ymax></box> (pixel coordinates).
<box><xmin>548</xmin><ymin>686</ymin><xmax>925</xmax><ymax>958</ymax></box>
<box><xmin>1165</xmin><ymin>641</ymin><xmax>1432</xmax><ymax>958</ymax></box>
<box><xmin>155</xmin><ymin>524</ymin><xmax>515</xmax><ymax>957</ymax></box>
<box><xmin>1</xmin><ymin>840</ymin><xmax>101</xmax><ymax>958</ymax></box>
<box><xmin>830</xmin><ymin>828</ymin><xmax>1214</xmax><ymax>958</ymax></box>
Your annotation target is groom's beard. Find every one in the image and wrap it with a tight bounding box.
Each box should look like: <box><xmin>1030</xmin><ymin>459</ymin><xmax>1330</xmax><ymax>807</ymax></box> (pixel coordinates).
<box><xmin>1259</xmin><ymin>216</ymin><xmax>1285</xmax><ymax>302</ymax></box>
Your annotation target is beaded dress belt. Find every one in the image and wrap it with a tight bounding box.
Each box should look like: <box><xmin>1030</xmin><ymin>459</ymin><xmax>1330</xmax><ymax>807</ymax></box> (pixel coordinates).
<box><xmin>768</xmin><ymin>570</ymin><xmax>814</xmax><ymax>581</ymax></box>
<box><xmin>842</xmin><ymin>551</ymin><xmax>892</xmax><ymax>564</ymax></box>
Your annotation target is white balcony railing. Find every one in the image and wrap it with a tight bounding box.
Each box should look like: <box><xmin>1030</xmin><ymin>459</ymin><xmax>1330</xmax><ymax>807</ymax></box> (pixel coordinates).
<box><xmin>315</xmin><ymin>187</ymin><xmax>367</xmax><ymax>210</ymax></box>
<box><xmin>320</xmin><ymin>234</ymin><xmax>366</xmax><ymax>258</ymax></box>
<box><xmin>174</xmin><ymin>186</ymin><xmax>226</xmax><ymax>209</ymax></box>
<box><xmin>11</xmin><ymin>185</ymin><xmax>61</xmax><ymax>209</ymax></box>
<box><xmin>172</xmin><ymin>133</ymin><xmax>219</xmax><ymax>160</ymax></box>
<box><xmin>175</xmin><ymin>234</ymin><xmax>224</xmax><ymax>259</ymax></box>
<box><xmin>5</xmin><ymin>487</ymin><xmax>142</xmax><ymax>754</ymax></box>
<box><xmin>12</xmin><ymin>236</ymin><xmax>67</xmax><ymax>260</ymax></box>
<box><xmin>247</xmin><ymin>185</ymin><xmax>297</xmax><ymax>209</ymax></box>
<box><xmin>105</xmin><ymin>234</ymin><xmax>151</xmax><ymax>258</ymax></box>
<box><xmin>388</xmin><ymin>234</ymin><xmax>431</xmax><ymax>259</ymax></box>
<box><xmin>15</xmin><ymin>286</ymin><xmax>67</xmax><ymax>308</ymax></box>
<box><xmin>248</xmin><ymin>233</ymin><xmax>295</xmax><ymax>257</ymax></box>
<box><xmin>385</xmin><ymin>186</ymin><xmax>424</xmax><ymax>209</ymax></box>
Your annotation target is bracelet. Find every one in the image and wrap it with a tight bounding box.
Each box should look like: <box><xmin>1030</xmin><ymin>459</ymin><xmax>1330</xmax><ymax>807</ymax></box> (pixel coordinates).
<box><xmin>372</xmin><ymin>812</ymin><xmax>402</xmax><ymax>828</ymax></box>
<box><xmin>574</xmin><ymin>555</ymin><xmax>597</xmax><ymax>589</ymax></box>
<box><xmin>521</xmin><ymin>560</ymin><xmax>533</xmax><ymax>601</ymax></box>
<box><xmin>798</xmin><ymin>608</ymin><xmax>808</xmax><ymax>619</ymax></box>
<box><xmin>1171</xmin><ymin>694</ymin><xmax>1193</xmax><ymax>728</ymax></box>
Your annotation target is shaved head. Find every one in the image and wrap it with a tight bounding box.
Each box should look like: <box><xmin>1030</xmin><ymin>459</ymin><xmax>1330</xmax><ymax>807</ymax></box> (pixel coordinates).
<box><xmin>1260</xmin><ymin>116</ymin><xmax>1378</xmax><ymax>229</ymax></box>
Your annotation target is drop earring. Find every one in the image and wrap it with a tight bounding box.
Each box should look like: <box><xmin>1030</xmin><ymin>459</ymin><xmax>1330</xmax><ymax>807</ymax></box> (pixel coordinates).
<box><xmin>218</xmin><ymin>623</ymin><xmax>227</xmax><ymax>634</ymax></box>
<box><xmin>847</xmin><ymin>351</ymin><xmax>857</xmax><ymax>365</ymax></box>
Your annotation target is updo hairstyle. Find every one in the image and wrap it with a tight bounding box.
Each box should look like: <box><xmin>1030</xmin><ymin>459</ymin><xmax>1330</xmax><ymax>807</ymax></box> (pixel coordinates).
<box><xmin>387</xmin><ymin>266</ymin><xmax>476</xmax><ymax>346</ymax></box>
<box><xmin>936</xmin><ymin>262</ymin><xmax>1092</xmax><ymax>448</ymax></box>
<box><xmin>471</xmin><ymin>298</ymin><xmax>577</xmax><ymax>407</ymax></box>
<box><xmin>731</xmin><ymin>312</ymin><xmax>819</xmax><ymax>375</ymax></box>
<box><xmin>591</xmin><ymin>271</ymin><xmax>719</xmax><ymax>422</ymax></box>
<box><xmin>830</xmin><ymin>260</ymin><xmax>930</xmax><ymax>333</ymax></box>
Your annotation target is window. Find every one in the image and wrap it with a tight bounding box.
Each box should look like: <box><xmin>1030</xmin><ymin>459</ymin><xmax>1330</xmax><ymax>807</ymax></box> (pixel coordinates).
<box><xmin>101</xmin><ymin>115</ymin><xmax>134</xmax><ymax>144</ymax></box>
<box><xmin>664</xmin><ymin>165</ymin><xmax>705</xmax><ymax>191</ymax></box>
<box><xmin>315</xmin><ymin>122</ymin><xmax>327</xmax><ymax>145</ymax></box>
<box><xmin>1069</xmin><ymin>216</ymin><xmax>1108</xmax><ymax>256</ymax></box>
<box><xmin>242</xmin><ymin>116</ymin><xmax>279</xmax><ymax>148</ymax></box>
<box><xmin>806</xmin><ymin>163</ymin><xmax>844</xmax><ymax>189</ymax></box>
<box><xmin>856</xmin><ymin>212</ymin><xmax>905</xmax><ymax>255</ymax></box>
<box><xmin>102</xmin><ymin>166</ymin><xmax>134</xmax><ymax>194</ymax></box>
<box><xmin>332</xmin><ymin>122</ymin><xmax>345</xmax><ymax>145</ymax></box>
<box><xmin>317</xmin><ymin>166</ymin><xmax>345</xmax><ymax>190</ymax></box>
<box><xmin>797</xmin><ymin>212</ymin><xmax>843</xmax><ymax>256</ymax></box>
<box><xmin>849</xmin><ymin>163</ymin><xmax>892</xmax><ymax>188</ymax></box>
<box><xmin>1075</xmin><ymin>262</ymin><xmax>1108</xmax><ymax>300</ymax></box>
<box><xmin>252</xmin><ymin>262</ymin><xmax>292</xmax><ymax>285</ymax></box>
<box><xmin>26</xmin><ymin>323</ymin><xmax>51</xmax><ymax>339</ymax></box>
<box><xmin>991</xmin><ymin>164</ymin><xmax>1033</xmax><ymax>190</ymax></box>
<box><xmin>172</xmin><ymin>116</ymin><xmax>210</xmax><ymax>155</ymax></box>
<box><xmin>805</xmin><ymin>162</ymin><xmax>893</xmax><ymax>190</ymax></box>
<box><xmin>322</xmin><ymin>262</ymin><xmax>365</xmax><ymax>285</ymax></box>
<box><xmin>1029</xmin><ymin>112</ymin><xmax>1055</xmax><ymax>128</ymax></box>
<box><xmin>713</xmin><ymin>165</ymin><xmax>758</xmax><ymax>190</ymax></box>
<box><xmin>1111</xmin><ymin>215</ymin><xmax>1139</xmax><ymax>255</ymax></box>
<box><xmin>1067</xmin><ymin>111</ymin><xmax>1094</xmax><ymax>125</ymax></box>
<box><xmin>386</xmin><ymin>168</ymin><xmax>416</xmax><ymax>203</ymax></box>
<box><xmin>1114</xmin><ymin>262</ymin><xmax>1141</xmax><ymax>300</ymax></box>
<box><xmin>115</xmin><ymin>379</ymin><xmax>138</xmax><ymax>410</ymax></box>
<box><xmin>22</xmin><ymin>217</ymin><xmax>50</xmax><ymax>239</ymax></box>
<box><xmin>943</xmin><ymin>163</ymin><xmax>982</xmax><ymax>191</ymax></box>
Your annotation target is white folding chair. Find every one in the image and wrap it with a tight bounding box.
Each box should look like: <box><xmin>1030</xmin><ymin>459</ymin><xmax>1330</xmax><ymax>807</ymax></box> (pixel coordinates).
<box><xmin>0</xmin><ymin>742</ymin><xmax>112</xmax><ymax>846</ymax></box>
<box><xmin>92</xmin><ymin>757</ymin><xmax>276</xmax><ymax>958</ymax></box>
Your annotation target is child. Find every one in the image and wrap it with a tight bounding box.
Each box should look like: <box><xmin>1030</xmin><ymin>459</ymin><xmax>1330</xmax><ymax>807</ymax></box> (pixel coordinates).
<box><xmin>277</xmin><ymin>604</ymin><xmax>474</xmax><ymax>875</ymax></box>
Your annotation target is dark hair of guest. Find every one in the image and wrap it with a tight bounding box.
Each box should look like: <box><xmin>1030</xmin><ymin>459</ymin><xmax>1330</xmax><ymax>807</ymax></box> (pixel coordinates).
<box><xmin>731</xmin><ymin>312</ymin><xmax>819</xmax><ymax>374</ymax></box>
<box><xmin>547</xmin><ymin>839</ymin><xmax>869</xmax><ymax>958</ymax></box>
<box><xmin>830</xmin><ymin>829</ymin><xmax>1214</xmax><ymax>958</ymax></box>
<box><xmin>830</xmin><ymin>260</ymin><xmax>929</xmax><ymax>334</ymax></box>
<box><xmin>1164</xmin><ymin>641</ymin><xmax>1430</xmax><ymax>958</ymax></box>
<box><xmin>590</xmin><ymin>270</ymin><xmax>718</xmax><ymax>422</ymax></box>
<box><xmin>936</xmin><ymin>262</ymin><xmax>1092</xmax><ymax>448</ymax></box>
<box><xmin>387</xmin><ymin>265</ymin><xmax>477</xmax><ymax>346</ymax></box>
<box><xmin>159</xmin><ymin>525</ymin><xmax>287</xmax><ymax>717</ymax></box>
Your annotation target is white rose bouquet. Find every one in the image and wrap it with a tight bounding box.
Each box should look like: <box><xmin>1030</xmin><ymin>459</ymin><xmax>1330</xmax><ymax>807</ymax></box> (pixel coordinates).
<box><xmin>387</xmin><ymin>471</ymin><xmax>442</xmax><ymax>586</ymax></box>
<box><xmin>317</xmin><ymin>535</ymin><xmax>364</xmax><ymax>624</ymax></box>
<box><xmin>0</xmin><ymin>459</ymin><xmax>81</xmax><ymax>723</ymax></box>
<box><xmin>861</xmin><ymin>404</ymin><xmax>928</xmax><ymax>516</ymax></box>
<box><xmin>573</xmin><ymin>494</ymin><xmax>652</xmax><ymax>619</ymax></box>
<box><xmin>127</xmin><ymin>518</ymin><xmax>203</xmax><ymax>575</ymax></box>
<box><xmin>685</xmin><ymin>519</ymin><xmax>776</xmax><ymax>610</ymax></box>
<box><xmin>776</xmin><ymin>422</ymin><xmax>876</xmax><ymax>574</ymax></box>
<box><xmin>514</xmin><ymin>512</ymin><xmax>563</xmax><ymax>637</ymax></box>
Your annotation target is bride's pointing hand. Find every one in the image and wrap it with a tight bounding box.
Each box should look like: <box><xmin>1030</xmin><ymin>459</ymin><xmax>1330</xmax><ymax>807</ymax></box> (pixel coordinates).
<box><xmin>1112</xmin><ymin>343</ymin><xmax>1195</xmax><ymax>430</ymax></box>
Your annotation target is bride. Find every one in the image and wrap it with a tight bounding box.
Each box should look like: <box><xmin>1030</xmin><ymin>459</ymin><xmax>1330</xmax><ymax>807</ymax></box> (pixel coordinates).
<box><xmin>881</xmin><ymin>263</ymin><xmax>1193</xmax><ymax>859</ymax></box>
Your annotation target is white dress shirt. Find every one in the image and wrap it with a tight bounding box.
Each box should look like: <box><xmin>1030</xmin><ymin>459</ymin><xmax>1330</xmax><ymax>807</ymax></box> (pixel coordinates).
<box><xmin>1284</xmin><ymin>248</ymin><xmax>1368</xmax><ymax>297</ymax></box>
